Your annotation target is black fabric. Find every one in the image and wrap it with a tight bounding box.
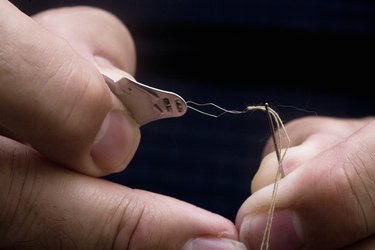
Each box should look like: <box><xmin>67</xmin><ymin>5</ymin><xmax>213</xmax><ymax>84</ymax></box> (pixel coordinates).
<box><xmin>12</xmin><ymin>0</ymin><xmax>375</xmax><ymax>221</ymax></box>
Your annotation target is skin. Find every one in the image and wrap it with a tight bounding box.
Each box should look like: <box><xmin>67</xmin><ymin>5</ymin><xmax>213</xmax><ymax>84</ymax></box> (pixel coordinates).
<box><xmin>236</xmin><ymin>116</ymin><xmax>375</xmax><ymax>249</ymax></box>
<box><xmin>0</xmin><ymin>2</ymin><xmax>244</xmax><ymax>249</ymax></box>
<box><xmin>1</xmin><ymin>1</ymin><xmax>374</xmax><ymax>249</ymax></box>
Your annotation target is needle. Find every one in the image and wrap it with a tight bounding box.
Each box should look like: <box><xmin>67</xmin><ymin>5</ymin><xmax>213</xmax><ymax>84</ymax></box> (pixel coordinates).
<box><xmin>265</xmin><ymin>103</ymin><xmax>285</xmax><ymax>178</ymax></box>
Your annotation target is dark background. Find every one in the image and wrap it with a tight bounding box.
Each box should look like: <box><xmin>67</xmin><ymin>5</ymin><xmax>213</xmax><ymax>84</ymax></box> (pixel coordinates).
<box><xmin>14</xmin><ymin>0</ymin><xmax>374</xmax><ymax>221</ymax></box>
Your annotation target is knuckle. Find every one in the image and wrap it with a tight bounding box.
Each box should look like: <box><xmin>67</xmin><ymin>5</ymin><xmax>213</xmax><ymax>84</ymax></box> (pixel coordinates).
<box><xmin>113</xmin><ymin>192</ymin><xmax>168</xmax><ymax>250</ymax></box>
<box><xmin>332</xmin><ymin>141</ymin><xmax>375</xmax><ymax>235</ymax></box>
<box><xmin>0</xmin><ymin>143</ymin><xmax>41</xmax><ymax>247</ymax></box>
<box><xmin>112</xmin><ymin>194</ymin><xmax>147</xmax><ymax>250</ymax></box>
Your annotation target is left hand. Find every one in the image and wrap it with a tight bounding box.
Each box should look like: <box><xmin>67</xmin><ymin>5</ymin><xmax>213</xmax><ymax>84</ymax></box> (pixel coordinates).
<box><xmin>0</xmin><ymin>3</ymin><xmax>140</xmax><ymax>176</ymax></box>
<box><xmin>0</xmin><ymin>4</ymin><xmax>244</xmax><ymax>249</ymax></box>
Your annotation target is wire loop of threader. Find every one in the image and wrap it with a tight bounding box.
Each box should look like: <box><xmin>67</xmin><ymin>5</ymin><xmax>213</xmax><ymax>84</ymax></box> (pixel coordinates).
<box><xmin>186</xmin><ymin>101</ymin><xmax>247</xmax><ymax>118</ymax></box>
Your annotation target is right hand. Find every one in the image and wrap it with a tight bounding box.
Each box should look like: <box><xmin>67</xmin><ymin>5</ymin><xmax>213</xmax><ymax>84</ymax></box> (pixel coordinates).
<box><xmin>236</xmin><ymin>116</ymin><xmax>375</xmax><ymax>249</ymax></box>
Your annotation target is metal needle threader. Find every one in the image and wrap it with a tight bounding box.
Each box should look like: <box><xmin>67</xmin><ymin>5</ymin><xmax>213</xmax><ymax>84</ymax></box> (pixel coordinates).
<box><xmin>100</xmin><ymin>67</ymin><xmax>188</xmax><ymax>126</ymax></box>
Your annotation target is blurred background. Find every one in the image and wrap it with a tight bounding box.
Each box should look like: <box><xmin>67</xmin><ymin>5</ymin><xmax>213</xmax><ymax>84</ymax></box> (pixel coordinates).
<box><xmin>14</xmin><ymin>0</ymin><xmax>374</xmax><ymax>221</ymax></box>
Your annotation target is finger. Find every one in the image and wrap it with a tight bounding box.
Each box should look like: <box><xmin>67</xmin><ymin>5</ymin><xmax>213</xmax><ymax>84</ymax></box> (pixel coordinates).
<box><xmin>32</xmin><ymin>6</ymin><xmax>136</xmax><ymax>74</ymax></box>
<box><xmin>255</xmin><ymin>117</ymin><xmax>373</xmax><ymax>192</ymax></box>
<box><xmin>237</xmin><ymin>119</ymin><xmax>375</xmax><ymax>249</ymax></box>
<box><xmin>0</xmin><ymin>2</ymin><xmax>140</xmax><ymax>176</ymax></box>
<box><xmin>252</xmin><ymin>132</ymin><xmax>348</xmax><ymax>192</ymax></box>
<box><xmin>262</xmin><ymin>116</ymin><xmax>370</xmax><ymax>157</ymax></box>
<box><xmin>0</xmin><ymin>136</ymin><xmax>246</xmax><ymax>250</ymax></box>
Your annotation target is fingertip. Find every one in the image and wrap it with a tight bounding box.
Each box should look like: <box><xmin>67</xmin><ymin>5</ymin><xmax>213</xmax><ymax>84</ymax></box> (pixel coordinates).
<box><xmin>251</xmin><ymin>152</ymin><xmax>278</xmax><ymax>193</ymax></box>
<box><xmin>253</xmin><ymin>143</ymin><xmax>319</xmax><ymax>193</ymax></box>
<box><xmin>113</xmin><ymin>190</ymin><xmax>240</xmax><ymax>249</ymax></box>
<box><xmin>239</xmin><ymin>210</ymin><xmax>303</xmax><ymax>250</ymax></box>
<box><xmin>32</xmin><ymin>6</ymin><xmax>136</xmax><ymax>75</ymax></box>
<box><xmin>183</xmin><ymin>237</ymin><xmax>247</xmax><ymax>250</ymax></box>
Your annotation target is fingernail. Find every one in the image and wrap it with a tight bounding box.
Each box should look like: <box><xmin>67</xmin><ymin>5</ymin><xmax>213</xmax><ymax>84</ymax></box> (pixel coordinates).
<box><xmin>183</xmin><ymin>237</ymin><xmax>247</xmax><ymax>250</ymax></box>
<box><xmin>91</xmin><ymin>110</ymin><xmax>139</xmax><ymax>171</ymax></box>
<box><xmin>240</xmin><ymin>210</ymin><xmax>303</xmax><ymax>250</ymax></box>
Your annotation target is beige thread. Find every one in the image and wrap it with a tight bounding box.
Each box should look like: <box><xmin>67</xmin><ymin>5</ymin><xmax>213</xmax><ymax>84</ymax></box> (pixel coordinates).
<box><xmin>258</xmin><ymin>104</ymin><xmax>290</xmax><ymax>250</ymax></box>
<box><xmin>188</xmin><ymin>102</ymin><xmax>290</xmax><ymax>250</ymax></box>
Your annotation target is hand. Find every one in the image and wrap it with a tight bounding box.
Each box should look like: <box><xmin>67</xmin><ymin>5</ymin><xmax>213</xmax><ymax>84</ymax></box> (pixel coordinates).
<box><xmin>0</xmin><ymin>2</ymin><xmax>245</xmax><ymax>249</ymax></box>
<box><xmin>236</xmin><ymin>116</ymin><xmax>375</xmax><ymax>249</ymax></box>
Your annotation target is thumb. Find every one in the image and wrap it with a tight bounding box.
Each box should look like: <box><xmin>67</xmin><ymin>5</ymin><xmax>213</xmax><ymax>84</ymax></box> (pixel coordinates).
<box><xmin>0</xmin><ymin>2</ymin><xmax>140</xmax><ymax>176</ymax></box>
<box><xmin>236</xmin><ymin>120</ymin><xmax>375</xmax><ymax>249</ymax></box>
